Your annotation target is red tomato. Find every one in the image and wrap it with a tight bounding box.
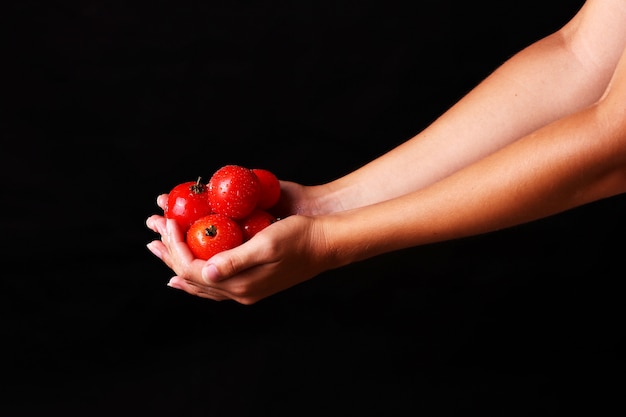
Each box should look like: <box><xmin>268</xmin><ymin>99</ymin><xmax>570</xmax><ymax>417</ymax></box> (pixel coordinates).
<box><xmin>252</xmin><ymin>168</ymin><xmax>281</xmax><ymax>210</ymax></box>
<box><xmin>238</xmin><ymin>208</ymin><xmax>276</xmax><ymax>241</ymax></box>
<box><xmin>208</xmin><ymin>165</ymin><xmax>261</xmax><ymax>220</ymax></box>
<box><xmin>186</xmin><ymin>213</ymin><xmax>243</xmax><ymax>260</ymax></box>
<box><xmin>164</xmin><ymin>177</ymin><xmax>212</xmax><ymax>233</ymax></box>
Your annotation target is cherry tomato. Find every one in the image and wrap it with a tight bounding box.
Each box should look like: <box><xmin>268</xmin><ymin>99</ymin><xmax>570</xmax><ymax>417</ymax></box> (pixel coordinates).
<box><xmin>238</xmin><ymin>208</ymin><xmax>276</xmax><ymax>241</ymax></box>
<box><xmin>208</xmin><ymin>165</ymin><xmax>261</xmax><ymax>220</ymax></box>
<box><xmin>164</xmin><ymin>177</ymin><xmax>212</xmax><ymax>233</ymax></box>
<box><xmin>252</xmin><ymin>168</ymin><xmax>281</xmax><ymax>210</ymax></box>
<box><xmin>186</xmin><ymin>213</ymin><xmax>243</xmax><ymax>260</ymax></box>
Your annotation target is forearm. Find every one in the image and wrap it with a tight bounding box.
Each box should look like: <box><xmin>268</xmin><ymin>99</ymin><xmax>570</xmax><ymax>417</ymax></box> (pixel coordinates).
<box><xmin>315</xmin><ymin>1</ymin><xmax>625</xmax><ymax>213</ymax></box>
<box><xmin>323</xmin><ymin>100</ymin><xmax>626</xmax><ymax>267</ymax></box>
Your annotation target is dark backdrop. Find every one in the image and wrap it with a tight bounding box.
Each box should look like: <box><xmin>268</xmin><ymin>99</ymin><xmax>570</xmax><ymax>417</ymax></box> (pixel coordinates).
<box><xmin>4</xmin><ymin>0</ymin><xmax>623</xmax><ymax>415</ymax></box>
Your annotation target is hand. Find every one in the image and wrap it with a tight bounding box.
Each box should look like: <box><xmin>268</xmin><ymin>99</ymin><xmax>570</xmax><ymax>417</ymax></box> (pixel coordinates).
<box><xmin>269</xmin><ymin>180</ymin><xmax>334</xmax><ymax>218</ymax></box>
<box><xmin>146</xmin><ymin>181</ymin><xmax>336</xmax><ymax>304</ymax></box>
<box><xmin>146</xmin><ymin>212</ymin><xmax>332</xmax><ymax>304</ymax></box>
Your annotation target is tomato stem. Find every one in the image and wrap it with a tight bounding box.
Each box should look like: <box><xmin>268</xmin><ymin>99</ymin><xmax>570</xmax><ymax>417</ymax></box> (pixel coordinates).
<box><xmin>189</xmin><ymin>176</ymin><xmax>206</xmax><ymax>194</ymax></box>
<box><xmin>204</xmin><ymin>225</ymin><xmax>218</xmax><ymax>237</ymax></box>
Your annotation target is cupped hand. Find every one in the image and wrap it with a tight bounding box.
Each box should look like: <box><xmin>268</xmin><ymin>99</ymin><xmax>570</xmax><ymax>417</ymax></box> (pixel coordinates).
<box><xmin>145</xmin><ymin>181</ymin><xmax>336</xmax><ymax>304</ymax></box>
<box><xmin>146</xmin><ymin>212</ymin><xmax>332</xmax><ymax>305</ymax></box>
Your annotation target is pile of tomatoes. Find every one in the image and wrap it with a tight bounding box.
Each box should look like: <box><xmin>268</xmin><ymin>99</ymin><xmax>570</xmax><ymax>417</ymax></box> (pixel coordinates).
<box><xmin>164</xmin><ymin>165</ymin><xmax>281</xmax><ymax>260</ymax></box>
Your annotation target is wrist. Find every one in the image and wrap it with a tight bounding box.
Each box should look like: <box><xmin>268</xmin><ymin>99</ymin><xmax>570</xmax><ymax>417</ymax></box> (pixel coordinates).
<box><xmin>302</xmin><ymin>183</ymin><xmax>348</xmax><ymax>215</ymax></box>
<box><xmin>319</xmin><ymin>208</ymin><xmax>391</xmax><ymax>269</ymax></box>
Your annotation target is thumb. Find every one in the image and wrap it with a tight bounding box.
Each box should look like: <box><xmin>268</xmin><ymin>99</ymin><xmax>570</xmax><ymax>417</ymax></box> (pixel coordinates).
<box><xmin>201</xmin><ymin>262</ymin><xmax>224</xmax><ymax>283</ymax></box>
<box><xmin>201</xmin><ymin>241</ymin><xmax>257</xmax><ymax>283</ymax></box>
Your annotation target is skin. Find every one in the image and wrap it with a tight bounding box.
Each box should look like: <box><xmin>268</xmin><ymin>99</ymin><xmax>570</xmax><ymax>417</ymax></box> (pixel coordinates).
<box><xmin>147</xmin><ymin>0</ymin><xmax>626</xmax><ymax>305</ymax></box>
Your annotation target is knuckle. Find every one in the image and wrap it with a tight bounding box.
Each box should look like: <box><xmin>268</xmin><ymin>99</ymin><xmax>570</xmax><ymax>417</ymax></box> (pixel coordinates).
<box><xmin>252</xmin><ymin>233</ymin><xmax>281</xmax><ymax>258</ymax></box>
<box><xmin>229</xmin><ymin>282</ymin><xmax>249</xmax><ymax>298</ymax></box>
<box><xmin>234</xmin><ymin>294</ymin><xmax>259</xmax><ymax>306</ymax></box>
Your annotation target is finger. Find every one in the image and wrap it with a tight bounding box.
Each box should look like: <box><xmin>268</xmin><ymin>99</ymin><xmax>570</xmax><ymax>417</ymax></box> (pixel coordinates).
<box><xmin>146</xmin><ymin>215</ymin><xmax>166</xmax><ymax>234</ymax></box>
<box><xmin>157</xmin><ymin>194</ymin><xmax>168</xmax><ymax>210</ymax></box>
<box><xmin>163</xmin><ymin>218</ymin><xmax>199</xmax><ymax>268</ymax></box>
<box><xmin>146</xmin><ymin>240</ymin><xmax>177</xmax><ymax>270</ymax></box>
<box><xmin>163</xmin><ymin>218</ymin><xmax>194</xmax><ymax>260</ymax></box>
<box><xmin>201</xmin><ymin>233</ymin><xmax>272</xmax><ymax>283</ymax></box>
<box><xmin>168</xmin><ymin>276</ymin><xmax>231</xmax><ymax>301</ymax></box>
<box><xmin>146</xmin><ymin>240</ymin><xmax>164</xmax><ymax>260</ymax></box>
<box><xmin>164</xmin><ymin>217</ymin><xmax>185</xmax><ymax>244</ymax></box>
<box><xmin>148</xmin><ymin>237</ymin><xmax>207</xmax><ymax>287</ymax></box>
<box><xmin>148</xmin><ymin>218</ymin><xmax>198</xmax><ymax>273</ymax></box>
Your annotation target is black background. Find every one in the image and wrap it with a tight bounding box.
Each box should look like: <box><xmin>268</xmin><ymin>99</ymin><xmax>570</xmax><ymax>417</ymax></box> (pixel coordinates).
<box><xmin>3</xmin><ymin>0</ymin><xmax>624</xmax><ymax>415</ymax></box>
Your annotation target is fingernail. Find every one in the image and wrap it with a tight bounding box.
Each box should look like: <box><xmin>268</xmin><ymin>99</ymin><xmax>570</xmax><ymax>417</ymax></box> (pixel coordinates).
<box><xmin>202</xmin><ymin>263</ymin><xmax>221</xmax><ymax>284</ymax></box>
<box><xmin>167</xmin><ymin>277</ymin><xmax>182</xmax><ymax>290</ymax></box>
<box><xmin>146</xmin><ymin>242</ymin><xmax>162</xmax><ymax>259</ymax></box>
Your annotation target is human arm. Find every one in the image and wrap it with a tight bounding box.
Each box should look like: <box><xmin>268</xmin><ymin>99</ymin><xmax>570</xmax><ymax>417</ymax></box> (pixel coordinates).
<box><xmin>161</xmin><ymin>45</ymin><xmax>626</xmax><ymax>304</ymax></box>
<box><xmin>303</xmin><ymin>0</ymin><xmax>626</xmax><ymax>215</ymax></box>
<box><xmin>146</xmin><ymin>0</ymin><xmax>626</xmax><ymax>304</ymax></box>
<box><xmin>321</xmin><ymin>51</ymin><xmax>626</xmax><ymax>265</ymax></box>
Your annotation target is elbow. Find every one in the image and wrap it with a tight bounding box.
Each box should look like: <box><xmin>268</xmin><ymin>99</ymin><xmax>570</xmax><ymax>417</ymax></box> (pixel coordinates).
<box><xmin>588</xmin><ymin>101</ymin><xmax>626</xmax><ymax>199</ymax></box>
<box><xmin>566</xmin><ymin>94</ymin><xmax>626</xmax><ymax>205</ymax></box>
